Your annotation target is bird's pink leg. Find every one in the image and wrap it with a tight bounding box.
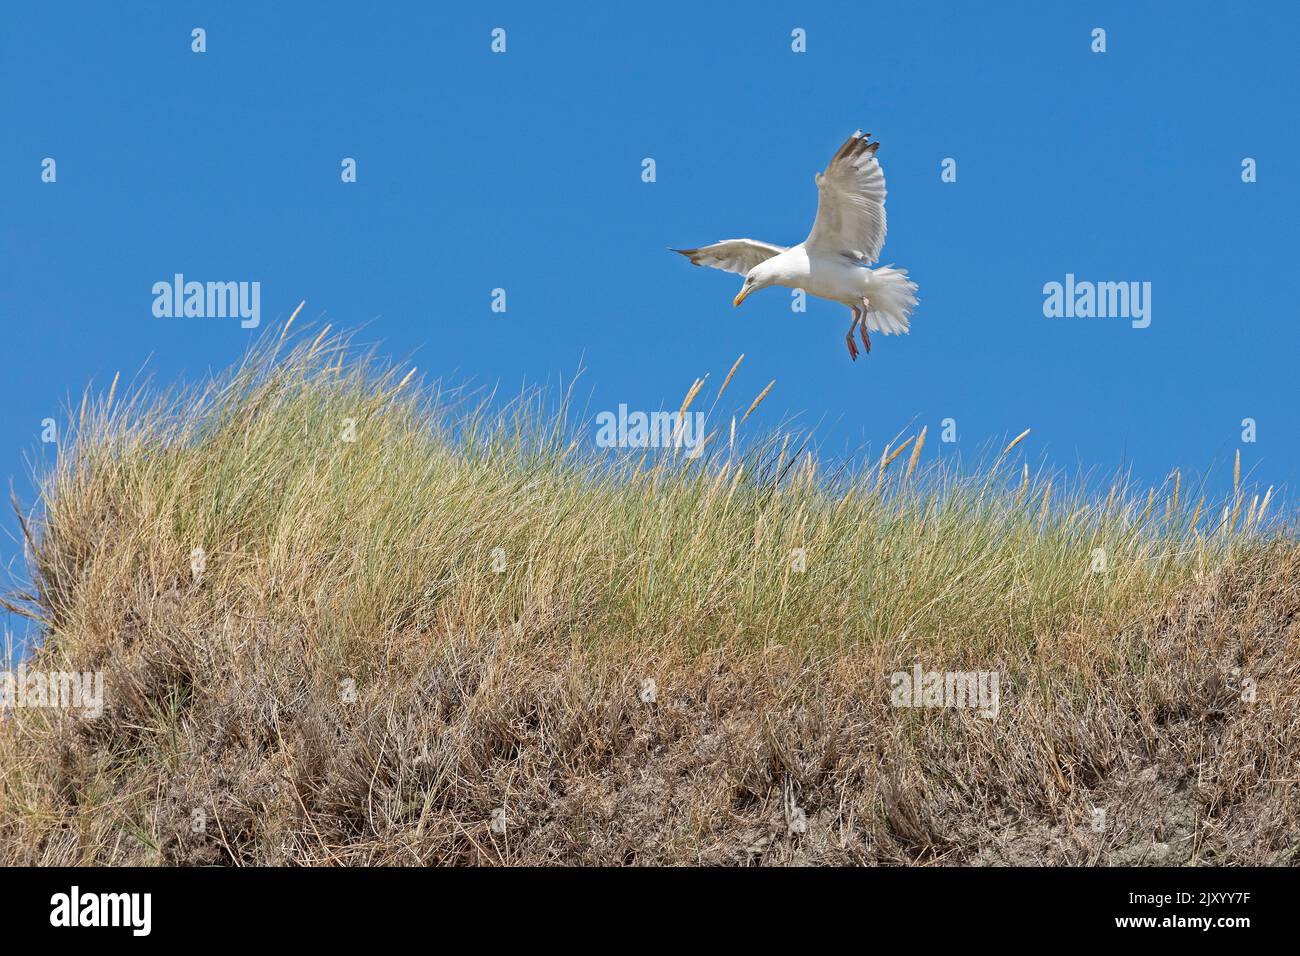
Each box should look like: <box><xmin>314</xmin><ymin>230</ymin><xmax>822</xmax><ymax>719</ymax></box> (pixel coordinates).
<box><xmin>859</xmin><ymin>298</ymin><xmax>872</xmax><ymax>353</ymax></box>
<box><xmin>846</xmin><ymin>310</ymin><xmax>861</xmax><ymax>361</ymax></box>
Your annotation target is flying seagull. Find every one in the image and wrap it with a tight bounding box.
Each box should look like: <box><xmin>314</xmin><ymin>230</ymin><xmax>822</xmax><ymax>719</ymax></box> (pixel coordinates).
<box><xmin>672</xmin><ymin>131</ymin><xmax>917</xmax><ymax>361</ymax></box>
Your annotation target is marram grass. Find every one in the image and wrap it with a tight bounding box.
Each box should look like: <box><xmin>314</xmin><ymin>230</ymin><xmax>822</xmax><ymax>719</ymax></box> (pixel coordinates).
<box><xmin>13</xmin><ymin>328</ymin><xmax>1272</xmax><ymax>659</ymax></box>
<box><xmin>1</xmin><ymin>327</ymin><xmax>1296</xmax><ymax>865</ymax></box>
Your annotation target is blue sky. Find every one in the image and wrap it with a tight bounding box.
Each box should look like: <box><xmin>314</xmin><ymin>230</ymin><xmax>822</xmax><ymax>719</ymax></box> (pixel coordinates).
<box><xmin>2</xmin><ymin>1</ymin><xmax>1297</xmax><ymax>646</ymax></box>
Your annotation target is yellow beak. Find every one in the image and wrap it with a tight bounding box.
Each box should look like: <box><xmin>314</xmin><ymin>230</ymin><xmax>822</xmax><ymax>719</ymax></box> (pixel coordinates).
<box><xmin>733</xmin><ymin>287</ymin><xmax>750</xmax><ymax>307</ymax></box>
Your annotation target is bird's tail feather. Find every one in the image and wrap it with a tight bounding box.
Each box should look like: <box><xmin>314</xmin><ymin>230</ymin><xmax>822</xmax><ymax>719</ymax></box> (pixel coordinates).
<box><xmin>865</xmin><ymin>266</ymin><xmax>918</xmax><ymax>335</ymax></box>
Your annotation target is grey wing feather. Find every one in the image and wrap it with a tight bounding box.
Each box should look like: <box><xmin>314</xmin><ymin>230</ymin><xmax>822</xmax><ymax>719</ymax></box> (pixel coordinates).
<box><xmin>805</xmin><ymin>131</ymin><xmax>887</xmax><ymax>264</ymax></box>
<box><xmin>670</xmin><ymin>239</ymin><xmax>786</xmax><ymax>276</ymax></box>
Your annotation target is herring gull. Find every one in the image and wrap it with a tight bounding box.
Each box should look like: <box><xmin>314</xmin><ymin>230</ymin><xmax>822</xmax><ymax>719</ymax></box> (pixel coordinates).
<box><xmin>672</xmin><ymin>131</ymin><xmax>917</xmax><ymax>361</ymax></box>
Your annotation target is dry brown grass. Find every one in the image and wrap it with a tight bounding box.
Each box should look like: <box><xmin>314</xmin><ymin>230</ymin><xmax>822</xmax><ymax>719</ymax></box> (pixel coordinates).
<box><xmin>1</xmin><ymin>328</ymin><xmax>1295</xmax><ymax>865</ymax></box>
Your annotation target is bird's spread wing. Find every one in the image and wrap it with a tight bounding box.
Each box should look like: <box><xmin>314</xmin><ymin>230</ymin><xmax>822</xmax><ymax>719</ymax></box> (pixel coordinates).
<box><xmin>671</xmin><ymin>239</ymin><xmax>786</xmax><ymax>276</ymax></box>
<box><xmin>805</xmin><ymin>131</ymin><xmax>887</xmax><ymax>264</ymax></box>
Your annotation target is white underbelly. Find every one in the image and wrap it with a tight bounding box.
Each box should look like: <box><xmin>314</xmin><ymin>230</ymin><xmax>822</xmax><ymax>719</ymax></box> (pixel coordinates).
<box><xmin>785</xmin><ymin>255</ymin><xmax>870</xmax><ymax>305</ymax></box>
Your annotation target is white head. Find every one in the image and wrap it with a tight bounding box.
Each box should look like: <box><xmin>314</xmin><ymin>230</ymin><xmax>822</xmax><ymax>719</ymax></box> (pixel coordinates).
<box><xmin>733</xmin><ymin>264</ymin><xmax>775</xmax><ymax>307</ymax></box>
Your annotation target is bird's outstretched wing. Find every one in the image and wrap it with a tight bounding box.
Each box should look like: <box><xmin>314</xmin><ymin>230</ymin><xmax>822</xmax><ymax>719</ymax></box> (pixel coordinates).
<box><xmin>805</xmin><ymin>131</ymin><xmax>887</xmax><ymax>264</ymax></box>
<box><xmin>670</xmin><ymin>239</ymin><xmax>786</xmax><ymax>276</ymax></box>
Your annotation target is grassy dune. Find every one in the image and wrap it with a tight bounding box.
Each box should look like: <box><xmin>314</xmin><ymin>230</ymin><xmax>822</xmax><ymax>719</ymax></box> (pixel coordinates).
<box><xmin>2</xmin><ymin>328</ymin><xmax>1296</xmax><ymax>865</ymax></box>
